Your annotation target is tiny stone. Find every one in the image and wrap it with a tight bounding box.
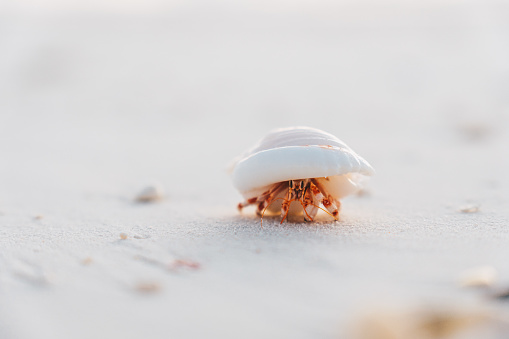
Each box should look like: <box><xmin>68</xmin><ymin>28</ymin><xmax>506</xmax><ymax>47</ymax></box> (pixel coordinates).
<box><xmin>457</xmin><ymin>122</ymin><xmax>491</xmax><ymax>141</ymax></box>
<box><xmin>349</xmin><ymin>306</ymin><xmax>489</xmax><ymax>339</ymax></box>
<box><xmin>356</xmin><ymin>188</ymin><xmax>371</xmax><ymax>197</ymax></box>
<box><xmin>459</xmin><ymin>205</ymin><xmax>480</xmax><ymax>213</ymax></box>
<box><xmin>168</xmin><ymin>259</ymin><xmax>201</xmax><ymax>271</ymax></box>
<box><xmin>119</xmin><ymin>233</ymin><xmax>128</xmax><ymax>240</ymax></box>
<box><xmin>459</xmin><ymin>266</ymin><xmax>497</xmax><ymax>287</ymax></box>
<box><xmin>81</xmin><ymin>257</ymin><xmax>93</xmax><ymax>266</ymax></box>
<box><xmin>135</xmin><ymin>282</ymin><xmax>161</xmax><ymax>293</ymax></box>
<box><xmin>135</xmin><ymin>185</ymin><xmax>164</xmax><ymax>203</ymax></box>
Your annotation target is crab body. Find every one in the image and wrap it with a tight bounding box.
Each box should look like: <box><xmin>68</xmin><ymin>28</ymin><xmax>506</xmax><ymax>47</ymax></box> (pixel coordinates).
<box><xmin>230</xmin><ymin>127</ymin><xmax>374</xmax><ymax>223</ymax></box>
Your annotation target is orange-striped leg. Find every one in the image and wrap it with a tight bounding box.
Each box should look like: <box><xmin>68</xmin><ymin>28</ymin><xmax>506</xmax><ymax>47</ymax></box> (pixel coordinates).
<box><xmin>311</xmin><ymin>179</ymin><xmax>340</xmax><ymax>220</ymax></box>
<box><xmin>322</xmin><ymin>195</ymin><xmax>340</xmax><ymax>219</ymax></box>
<box><xmin>255</xmin><ymin>182</ymin><xmax>287</xmax><ymax>216</ymax></box>
<box><xmin>237</xmin><ymin>182</ymin><xmax>287</xmax><ymax>214</ymax></box>
<box><xmin>238</xmin><ymin>197</ymin><xmax>258</xmax><ymax>211</ymax></box>
<box><xmin>280</xmin><ymin>188</ymin><xmax>293</xmax><ymax>223</ymax></box>
<box><xmin>303</xmin><ymin>181</ymin><xmax>322</xmax><ymax>221</ymax></box>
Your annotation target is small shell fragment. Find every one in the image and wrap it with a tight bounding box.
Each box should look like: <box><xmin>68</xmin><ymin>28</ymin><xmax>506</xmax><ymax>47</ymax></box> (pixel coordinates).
<box><xmin>168</xmin><ymin>259</ymin><xmax>201</xmax><ymax>271</ymax></box>
<box><xmin>459</xmin><ymin>205</ymin><xmax>480</xmax><ymax>213</ymax></box>
<box><xmin>135</xmin><ymin>282</ymin><xmax>161</xmax><ymax>293</ymax></box>
<box><xmin>459</xmin><ymin>266</ymin><xmax>497</xmax><ymax>288</ymax></box>
<box><xmin>81</xmin><ymin>257</ymin><xmax>93</xmax><ymax>266</ymax></box>
<box><xmin>135</xmin><ymin>184</ymin><xmax>164</xmax><ymax>203</ymax></box>
<box><xmin>348</xmin><ymin>305</ymin><xmax>493</xmax><ymax>339</ymax></box>
<box><xmin>457</xmin><ymin>122</ymin><xmax>492</xmax><ymax>142</ymax></box>
<box><xmin>119</xmin><ymin>233</ymin><xmax>128</xmax><ymax>240</ymax></box>
<box><xmin>133</xmin><ymin>234</ymin><xmax>150</xmax><ymax>239</ymax></box>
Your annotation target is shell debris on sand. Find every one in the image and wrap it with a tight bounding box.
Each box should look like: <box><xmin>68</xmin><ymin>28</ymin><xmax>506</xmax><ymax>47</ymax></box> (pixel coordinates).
<box><xmin>356</xmin><ymin>188</ymin><xmax>372</xmax><ymax>197</ymax></box>
<box><xmin>459</xmin><ymin>205</ymin><xmax>480</xmax><ymax>213</ymax></box>
<box><xmin>135</xmin><ymin>184</ymin><xmax>164</xmax><ymax>203</ymax></box>
<box><xmin>133</xmin><ymin>234</ymin><xmax>151</xmax><ymax>239</ymax></box>
<box><xmin>457</xmin><ymin>121</ymin><xmax>492</xmax><ymax>142</ymax></box>
<box><xmin>168</xmin><ymin>259</ymin><xmax>201</xmax><ymax>271</ymax></box>
<box><xmin>135</xmin><ymin>282</ymin><xmax>161</xmax><ymax>293</ymax></box>
<box><xmin>348</xmin><ymin>305</ymin><xmax>499</xmax><ymax>339</ymax></box>
<box><xmin>133</xmin><ymin>255</ymin><xmax>201</xmax><ymax>274</ymax></box>
<box><xmin>81</xmin><ymin>257</ymin><xmax>93</xmax><ymax>266</ymax></box>
<box><xmin>459</xmin><ymin>266</ymin><xmax>498</xmax><ymax>288</ymax></box>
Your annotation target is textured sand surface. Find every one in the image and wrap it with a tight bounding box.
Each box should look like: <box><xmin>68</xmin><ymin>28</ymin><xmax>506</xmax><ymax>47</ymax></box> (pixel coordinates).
<box><xmin>1</xmin><ymin>1</ymin><xmax>509</xmax><ymax>338</ymax></box>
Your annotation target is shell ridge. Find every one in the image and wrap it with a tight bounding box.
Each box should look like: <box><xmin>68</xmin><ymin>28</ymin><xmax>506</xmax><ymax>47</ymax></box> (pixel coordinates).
<box><xmin>230</xmin><ymin>127</ymin><xmax>374</xmax><ymax>196</ymax></box>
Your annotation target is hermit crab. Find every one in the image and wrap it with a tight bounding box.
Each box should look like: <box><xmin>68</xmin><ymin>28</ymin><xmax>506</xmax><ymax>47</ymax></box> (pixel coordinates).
<box><xmin>230</xmin><ymin>127</ymin><xmax>374</xmax><ymax>224</ymax></box>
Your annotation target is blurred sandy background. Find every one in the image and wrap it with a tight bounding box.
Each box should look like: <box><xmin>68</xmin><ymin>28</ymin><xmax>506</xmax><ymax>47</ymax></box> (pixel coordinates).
<box><xmin>1</xmin><ymin>1</ymin><xmax>509</xmax><ymax>338</ymax></box>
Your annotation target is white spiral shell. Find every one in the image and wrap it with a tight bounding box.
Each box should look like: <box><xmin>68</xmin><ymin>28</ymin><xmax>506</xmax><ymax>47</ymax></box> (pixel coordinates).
<box><xmin>231</xmin><ymin>126</ymin><xmax>374</xmax><ymax>200</ymax></box>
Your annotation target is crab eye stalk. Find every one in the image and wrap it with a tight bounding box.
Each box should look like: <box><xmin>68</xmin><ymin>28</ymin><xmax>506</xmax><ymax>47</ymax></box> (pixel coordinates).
<box><xmin>289</xmin><ymin>181</ymin><xmax>295</xmax><ymax>189</ymax></box>
<box><xmin>299</xmin><ymin>181</ymin><xmax>304</xmax><ymax>190</ymax></box>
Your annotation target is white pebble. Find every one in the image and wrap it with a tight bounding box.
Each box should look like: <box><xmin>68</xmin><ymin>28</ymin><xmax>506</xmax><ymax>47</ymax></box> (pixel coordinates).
<box><xmin>460</xmin><ymin>266</ymin><xmax>497</xmax><ymax>287</ymax></box>
<box><xmin>135</xmin><ymin>185</ymin><xmax>164</xmax><ymax>202</ymax></box>
<box><xmin>459</xmin><ymin>205</ymin><xmax>480</xmax><ymax>213</ymax></box>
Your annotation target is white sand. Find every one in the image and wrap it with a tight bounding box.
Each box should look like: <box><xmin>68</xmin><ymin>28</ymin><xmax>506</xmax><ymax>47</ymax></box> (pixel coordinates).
<box><xmin>1</xmin><ymin>1</ymin><xmax>509</xmax><ymax>338</ymax></box>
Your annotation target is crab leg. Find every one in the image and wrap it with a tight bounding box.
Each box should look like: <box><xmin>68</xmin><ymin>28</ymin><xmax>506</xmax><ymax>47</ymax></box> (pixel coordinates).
<box><xmin>311</xmin><ymin>179</ymin><xmax>341</xmax><ymax>219</ymax></box>
<box><xmin>255</xmin><ymin>182</ymin><xmax>287</xmax><ymax>216</ymax></box>
<box><xmin>237</xmin><ymin>197</ymin><xmax>258</xmax><ymax>210</ymax></box>
<box><xmin>237</xmin><ymin>182</ymin><xmax>287</xmax><ymax>213</ymax></box>
<box><xmin>280</xmin><ymin>188</ymin><xmax>293</xmax><ymax>223</ymax></box>
<box><xmin>302</xmin><ymin>182</ymin><xmax>322</xmax><ymax>221</ymax></box>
